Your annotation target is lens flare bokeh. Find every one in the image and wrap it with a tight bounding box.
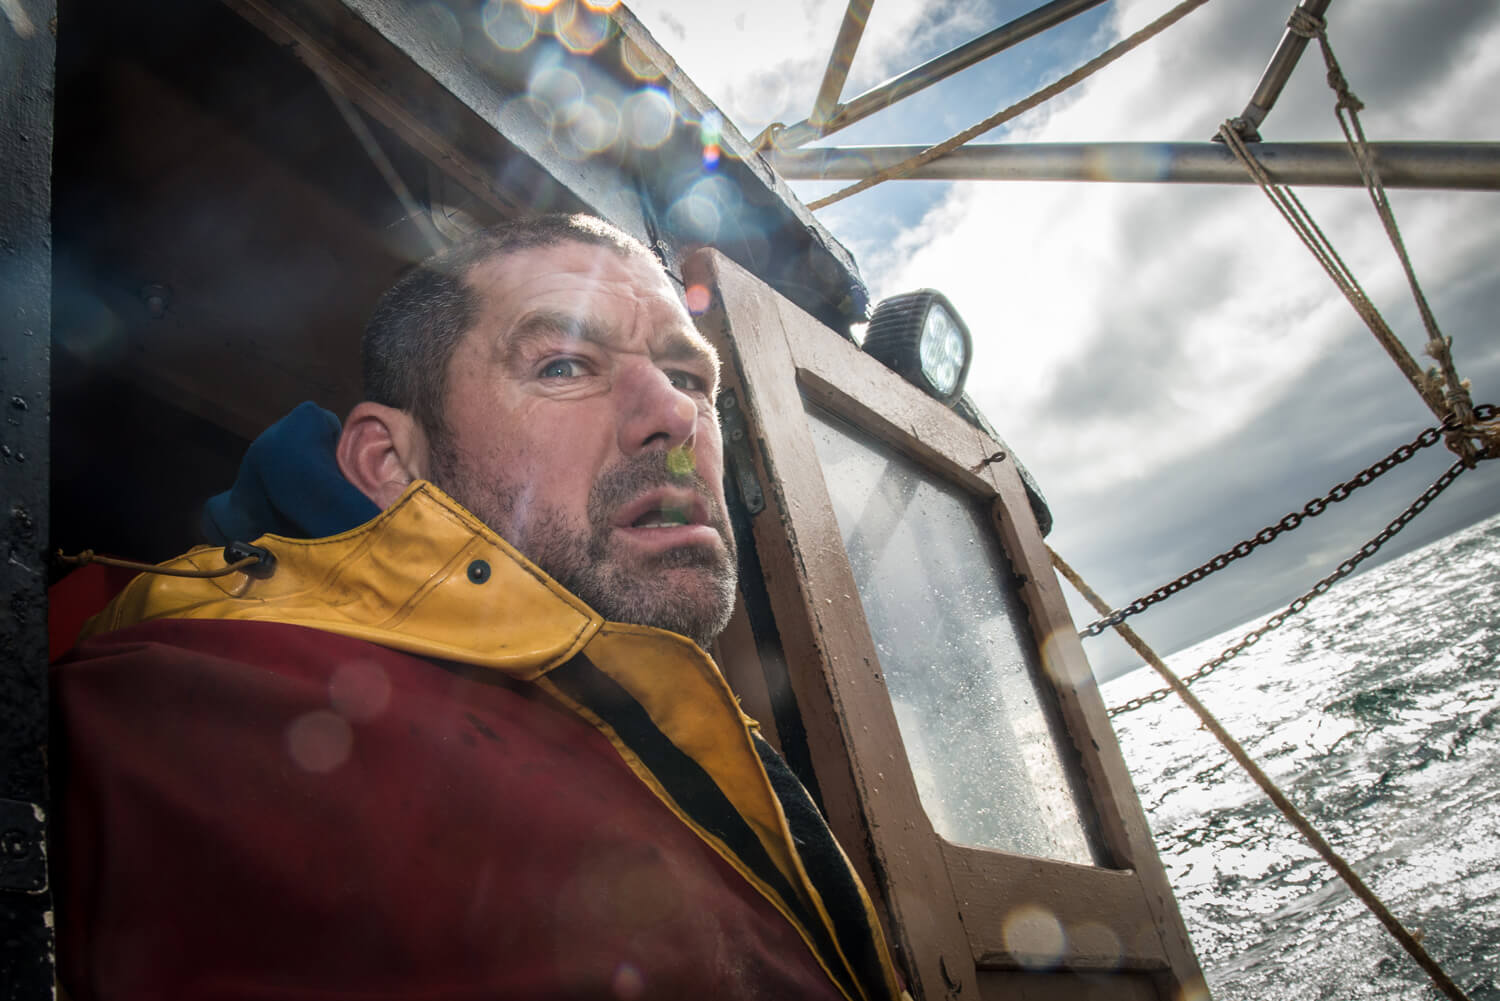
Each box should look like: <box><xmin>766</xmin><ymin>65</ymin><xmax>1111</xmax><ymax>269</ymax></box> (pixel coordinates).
<box><xmin>554</xmin><ymin>0</ymin><xmax>613</xmax><ymax>54</ymax></box>
<box><xmin>564</xmin><ymin>95</ymin><xmax>621</xmax><ymax>156</ymax></box>
<box><xmin>482</xmin><ymin>0</ymin><xmax>540</xmax><ymax>51</ymax></box>
<box><xmin>1001</xmin><ymin>905</ymin><xmax>1066</xmax><ymax>970</ymax></box>
<box><xmin>698</xmin><ymin>110</ymin><xmax>722</xmax><ymax>169</ymax></box>
<box><xmin>620</xmin><ymin>34</ymin><xmax>663</xmax><ymax>81</ymax></box>
<box><xmin>622</xmin><ymin>86</ymin><xmax>673</xmax><ymax>149</ymax></box>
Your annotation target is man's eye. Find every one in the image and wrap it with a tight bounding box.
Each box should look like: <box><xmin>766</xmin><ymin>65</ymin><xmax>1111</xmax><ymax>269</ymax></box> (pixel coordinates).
<box><xmin>666</xmin><ymin>370</ymin><xmax>707</xmax><ymax>393</ymax></box>
<box><xmin>539</xmin><ymin>358</ymin><xmax>586</xmax><ymax>379</ymax></box>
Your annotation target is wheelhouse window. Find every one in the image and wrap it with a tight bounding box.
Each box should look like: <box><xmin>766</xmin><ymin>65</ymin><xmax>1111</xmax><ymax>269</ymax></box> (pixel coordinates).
<box><xmin>805</xmin><ymin>405</ymin><xmax>1101</xmax><ymax>864</ymax></box>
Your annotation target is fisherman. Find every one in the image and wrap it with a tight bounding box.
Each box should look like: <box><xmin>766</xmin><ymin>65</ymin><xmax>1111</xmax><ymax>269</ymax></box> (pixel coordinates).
<box><xmin>51</xmin><ymin>214</ymin><xmax>908</xmax><ymax>1001</ymax></box>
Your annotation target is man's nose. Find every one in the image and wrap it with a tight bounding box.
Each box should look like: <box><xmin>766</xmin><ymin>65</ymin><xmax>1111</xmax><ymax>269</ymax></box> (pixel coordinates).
<box><xmin>616</xmin><ymin>361</ymin><xmax>698</xmax><ymax>455</ymax></box>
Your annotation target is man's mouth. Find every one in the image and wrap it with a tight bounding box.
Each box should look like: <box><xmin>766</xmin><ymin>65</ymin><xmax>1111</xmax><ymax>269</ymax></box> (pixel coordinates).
<box><xmin>615</xmin><ymin>487</ymin><xmax>712</xmax><ymax>532</ymax></box>
<box><xmin>631</xmin><ymin>504</ymin><xmax>691</xmax><ymax>529</ymax></box>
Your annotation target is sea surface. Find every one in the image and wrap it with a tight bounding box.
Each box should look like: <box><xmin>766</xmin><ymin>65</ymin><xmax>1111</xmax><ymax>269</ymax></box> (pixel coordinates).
<box><xmin>1100</xmin><ymin>512</ymin><xmax>1500</xmax><ymax>1001</ymax></box>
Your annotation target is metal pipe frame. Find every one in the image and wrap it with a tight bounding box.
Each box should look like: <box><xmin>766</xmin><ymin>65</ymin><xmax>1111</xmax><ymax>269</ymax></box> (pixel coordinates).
<box><xmin>1231</xmin><ymin>0</ymin><xmax>1335</xmax><ymax>140</ymax></box>
<box><xmin>775</xmin><ymin>0</ymin><xmax>1109</xmax><ymax>150</ymax></box>
<box><xmin>770</xmin><ymin>141</ymin><xmax>1500</xmax><ymax>191</ymax></box>
<box><xmin>810</xmin><ymin>0</ymin><xmax>875</xmax><ymax>128</ymax></box>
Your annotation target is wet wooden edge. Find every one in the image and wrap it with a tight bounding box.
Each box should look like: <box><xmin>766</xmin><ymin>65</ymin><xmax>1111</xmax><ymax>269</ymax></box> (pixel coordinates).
<box><xmin>978</xmin><ymin>453</ymin><xmax>1206</xmax><ymax>993</ymax></box>
<box><xmin>691</xmin><ymin>250</ymin><xmax>976</xmax><ymax>1000</ymax></box>
<box><xmin>939</xmin><ymin>842</ymin><xmax>1166</xmax><ymax>971</ymax></box>
<box><xmin>978</xmin><ymin>969</ymin><xmax>1161</xmax><ymax>1001</ymax></box>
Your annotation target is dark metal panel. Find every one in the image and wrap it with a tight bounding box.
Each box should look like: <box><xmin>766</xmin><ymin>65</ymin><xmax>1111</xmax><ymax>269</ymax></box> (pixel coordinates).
<box><xmin>336</xmin><ymin>0</ymin><xmax>649</xmax><ymax>232</ymax></box>
<box><xmin>315</xmin><ymin>0</ymin><xmax>869</xmax><ymax>332</ymax></box>
<box><xmin>0</xmin><ymin>1</ymin><xmax>58</xmax><ymax>996</ymax></box>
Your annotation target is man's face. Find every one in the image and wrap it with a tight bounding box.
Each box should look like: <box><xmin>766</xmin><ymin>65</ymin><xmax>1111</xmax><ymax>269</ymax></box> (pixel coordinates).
<box><xmin>429</xmin><ymin>240</ymin><xmax>737</xmax><ymax>648</ymax></box>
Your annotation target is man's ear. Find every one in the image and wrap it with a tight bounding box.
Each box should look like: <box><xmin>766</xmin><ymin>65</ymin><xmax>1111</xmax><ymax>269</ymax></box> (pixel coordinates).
<box><xmin>336</xmin><ymin>402</ymin><xmax>431</xmax><ymax>510</ymax></box>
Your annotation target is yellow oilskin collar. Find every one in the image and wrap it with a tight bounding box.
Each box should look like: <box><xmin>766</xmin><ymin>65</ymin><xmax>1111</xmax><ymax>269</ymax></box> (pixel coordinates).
<box><xmin>81</xmin><ymin>480</ymin><xmax>603</xmax><ymax>678</ymax></box>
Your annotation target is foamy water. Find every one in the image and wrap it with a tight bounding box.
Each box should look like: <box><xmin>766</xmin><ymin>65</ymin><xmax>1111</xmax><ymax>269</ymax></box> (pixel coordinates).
<box><xmin>1100</xmin><ymin>512</ymin><xmax>1500</xmax><ymax>1000</ymax></box>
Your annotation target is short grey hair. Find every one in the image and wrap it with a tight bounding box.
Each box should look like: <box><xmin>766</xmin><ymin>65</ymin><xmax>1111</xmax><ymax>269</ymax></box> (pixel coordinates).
<box><xmin>361</xmin><ymin>213</ymin><xmax>655</xmax><ymax>438</ymax></box>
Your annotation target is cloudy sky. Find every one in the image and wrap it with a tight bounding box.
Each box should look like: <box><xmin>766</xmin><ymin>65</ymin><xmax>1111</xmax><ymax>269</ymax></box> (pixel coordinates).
<box><xmin>629</xmin><ymin>0</ymin><xmax>1500</xmax><ymax>679</ymax></box>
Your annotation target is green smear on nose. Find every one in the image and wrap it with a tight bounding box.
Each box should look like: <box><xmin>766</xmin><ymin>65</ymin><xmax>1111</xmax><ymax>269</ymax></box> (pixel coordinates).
<box><xmin>666</xmin><ymin>444</ymin><xmax>696</xmax><ymax>478</ymax></box>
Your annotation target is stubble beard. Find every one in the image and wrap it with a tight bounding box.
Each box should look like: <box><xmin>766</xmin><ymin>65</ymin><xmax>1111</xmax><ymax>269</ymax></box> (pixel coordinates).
<box><xmin>431</xmin><ymin>440</ymin><xmax>739</xmax><ymax>650</ymax></box>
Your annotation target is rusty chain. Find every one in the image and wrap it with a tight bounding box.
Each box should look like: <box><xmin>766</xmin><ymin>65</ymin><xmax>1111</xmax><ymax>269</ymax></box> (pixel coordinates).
<box><xmin>1108</xmin><ymin>454</ymin><xmax>1475</xmax><ymax>717</ymax></box>
<box><xmin>1082</xmin><ymin>404</ymin><xmax>1497</xmax><ymax>638</ymax></box>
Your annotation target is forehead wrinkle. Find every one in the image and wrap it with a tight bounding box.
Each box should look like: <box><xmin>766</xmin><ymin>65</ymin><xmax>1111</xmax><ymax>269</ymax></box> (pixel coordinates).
<box><xmin>495</xmin><ymin>310</ymin><xmax>608</xmax><ymax>366</ymax></box>
<box><xmin>497</xmin><ymin>306</ymin><xmax>717</xmax><ymax>379</ymax></box>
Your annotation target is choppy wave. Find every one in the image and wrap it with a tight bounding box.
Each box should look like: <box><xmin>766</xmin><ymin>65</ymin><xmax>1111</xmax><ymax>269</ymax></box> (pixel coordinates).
<box><xmin>1101</xmin><ymin>512</ymin><xmax>1500</xmax><ymax>1000</ymax></box>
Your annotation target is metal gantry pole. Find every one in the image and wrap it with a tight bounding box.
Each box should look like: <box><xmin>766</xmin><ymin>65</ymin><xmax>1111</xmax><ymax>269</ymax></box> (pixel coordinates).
<box><xmin>774</xmin><ymin>0</ymin><xmax>1109</xmax><ymax>150</ymax></box>
<box><xmin>1228</xmin><ymin>0</ymin><xmax>1335</xmax><ymax>140</ymax></box>
<box><xmin>771</xmin><ymin>141</ymin><xmax>1500</xmax><ymax>190</ymax></box>
<box><xmin>809</xmin><ymin>0</ymin><xmax>876</xmax><ymax>129</ymax></box>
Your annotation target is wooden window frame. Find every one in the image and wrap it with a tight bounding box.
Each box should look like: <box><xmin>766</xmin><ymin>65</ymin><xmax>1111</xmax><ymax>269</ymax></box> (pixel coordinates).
<box><xmin>689</xmin><ymin>250</ymin><xmax>1204</xmax><ymax>1001</ymax></box>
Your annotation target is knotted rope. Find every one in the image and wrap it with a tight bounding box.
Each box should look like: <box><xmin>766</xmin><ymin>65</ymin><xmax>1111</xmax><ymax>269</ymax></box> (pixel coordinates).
<box><xmin>1223</xmin><ymin>7</ymin><xmax>1487</xmax><ymax>463</ymax></box>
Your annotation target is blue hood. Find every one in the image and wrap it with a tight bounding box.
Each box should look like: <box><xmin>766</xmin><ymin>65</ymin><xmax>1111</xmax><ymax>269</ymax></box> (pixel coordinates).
<box><xmin>201</xmin><ymin>402</ymin><xmax>380</xmax><ymax>545</ymax></box>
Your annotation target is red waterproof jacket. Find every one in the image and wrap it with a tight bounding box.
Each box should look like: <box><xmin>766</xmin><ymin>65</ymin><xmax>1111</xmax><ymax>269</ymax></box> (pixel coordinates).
<box><xmin>53</xmin><ymin>482</ymin><xmax>907</xmax><ymax>1001</ymax></box>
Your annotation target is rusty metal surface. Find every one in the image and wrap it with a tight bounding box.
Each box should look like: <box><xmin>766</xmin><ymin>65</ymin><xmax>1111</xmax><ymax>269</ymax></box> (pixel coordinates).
<box><xmin>0</xmin><ymin>0</ymin><xmax>58</xmax><ymax>996</ymax></box>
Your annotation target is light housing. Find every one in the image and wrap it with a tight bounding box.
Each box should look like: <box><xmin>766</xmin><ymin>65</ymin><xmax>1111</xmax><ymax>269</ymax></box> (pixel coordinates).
<box><xmin>862</xmin><ymin>289</ymin><xmax>973</xmax><ymax>405</ymax></box>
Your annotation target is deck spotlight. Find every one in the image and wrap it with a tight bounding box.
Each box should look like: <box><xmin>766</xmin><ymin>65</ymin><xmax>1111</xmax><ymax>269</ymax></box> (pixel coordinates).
<box><xmin>862</xmin><ymin>289</ymin><xmax>972</xmax><ymax>404</ymax></box>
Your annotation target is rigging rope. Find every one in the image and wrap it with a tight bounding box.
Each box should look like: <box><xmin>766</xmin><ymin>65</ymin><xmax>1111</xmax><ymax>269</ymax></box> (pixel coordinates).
<box><xmin>1216</xmin><ymin>124</ymin><xmax>1449</xmax><ymax>420</ymax></box>
<box><xmin>804</xmin><ymin>0</ymin><xmax>1216</xmax><ymax>211</ymax></box>
<box><xmin>1221</xmin><ymin>8</ymin><xmax>1489</xmax><ymax>464</ymax></box>
<box><xmin>1289</xmin><ymin>9</ymin><xmax>1477</xmax><ymax>435</ymax></box>
<box><xmin>1051</xmin><ymin>540</ymin><xmax>1476</xmax><ymax>1001</ymax></box>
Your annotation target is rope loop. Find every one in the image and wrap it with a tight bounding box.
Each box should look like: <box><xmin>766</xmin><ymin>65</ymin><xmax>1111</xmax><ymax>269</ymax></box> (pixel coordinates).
<box><xmin>1286</xmin><ymin>7</ymin><xmax>1325</xmax><ymax>38</ymax></box>
<box><xmin>1329</xmin><ymin>70</ymin><xmax>1364</xmax><ymax>113</ymax></box>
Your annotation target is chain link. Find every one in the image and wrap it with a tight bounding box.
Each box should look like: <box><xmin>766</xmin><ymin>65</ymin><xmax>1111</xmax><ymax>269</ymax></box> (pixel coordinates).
<box><xmin>1082</xmin><ymin>404</ymin><xmax>1496</xmax><ymax>638</ymax></box>
<box><xmin>1109</xmin><ymin>457</ymin><xmax>1472</xmax><ymax>716</ymax></box>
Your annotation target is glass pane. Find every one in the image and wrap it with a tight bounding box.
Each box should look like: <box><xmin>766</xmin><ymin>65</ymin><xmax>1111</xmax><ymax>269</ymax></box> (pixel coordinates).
<box><xmin>805</xmin><ymin>405</ymin><xmax>1101</xmax><ymax>864</ymax></box>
